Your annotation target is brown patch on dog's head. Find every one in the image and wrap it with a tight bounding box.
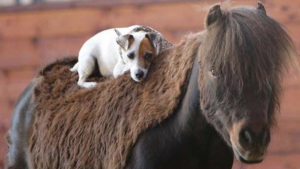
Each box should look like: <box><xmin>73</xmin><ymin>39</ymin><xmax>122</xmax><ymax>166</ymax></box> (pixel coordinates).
<box><xmin>138</xmin><ymin>36</ymin><xmax>157</xmax><ymax>69</ymax></box>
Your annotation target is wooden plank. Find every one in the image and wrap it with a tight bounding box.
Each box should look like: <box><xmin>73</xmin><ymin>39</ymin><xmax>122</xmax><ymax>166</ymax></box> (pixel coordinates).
<box><xmin>0</xmin><ymin>39</ymin><xmax>40</xmax><ymax>69</ymax></box>
<box><xmin>284</xmin><ymin>24</ymin><xmax>300</xmax><ymax>47</ymax></box>
<box><xmin>38</xmin><ymin>35</ymin><xmax>91</xmax><ymax>65</ymax></box>
<box><xmin>0</xmin><ymin>0</ymin><xmax>203</xmax><ymax>13</ymax></box>
<box><xmin>0</xmin><ymin>9</ymin><xmax>101</xmax><ymax>39</ymax></box>
<box><xmin>0</xmin><ymin>13</ymin><xmax>37</xmax><ymax>39</ymax></box>
<box><xmin>6</xmin><ymin>67</ymin><xmax>36</xmax><ymax>84</ymax></box>
<box><xmin>0</xmin><ymin>70</ymin><xmax>6</xmax><ymax>89</ymax></box>
<box><xmin>0</xmin><ymin>70</ymin><xmax>7</xmax><ymax>103</ymax></box>
<box><xmin>5</xmin><ymin>67</ymin><xmax>36</xmax><ymax>103</ymax></box>
<box><xmin>0</xmin><ymin>1</ymin><xmax>260</xmax><ymax>40</ymax></box>
<box><xmin>0</xmin><ymin>101</ymin><xmax>11</xmax><ymax>127</ymax></box>
<box><xmin>268</xmin><ymin>119</ymin><xmax>300</xmax><ymax>153</ymax></box>
<box><xmin>265</xmin><ymin>0</ymin><xmax>300</xmax><ymax>24</ymax></box>
<box><xmin>99</xmin><ymin>3</ymin><xmax>206</xmax><ymax>32</ymax></box>
<box><xmin>0</xmin><ymin>0</ymin><xmax>299</xmax><ymax>40</ymax></box>
<box><xmin>92</xmin><ymin>0</ymin><xmax>258</xmax><ymax>33</ymax></box>
<box><xmin>281</xmin><ymin>88</ymin><xmax>300</xmax><ymax>119</ymax></box>
<box><xmin>0</xmin><ymin>131</ymin><xmax>9</xmax><ymax>169</ymax></box>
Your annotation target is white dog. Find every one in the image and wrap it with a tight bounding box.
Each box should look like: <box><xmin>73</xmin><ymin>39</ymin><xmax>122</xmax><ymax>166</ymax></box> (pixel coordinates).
<box><xmin>70</xmin><ymin>25</ymin><xmax>163</xmax><ymax>88</ymax></box>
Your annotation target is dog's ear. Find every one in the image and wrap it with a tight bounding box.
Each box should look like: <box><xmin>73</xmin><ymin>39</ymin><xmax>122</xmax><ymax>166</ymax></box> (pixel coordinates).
<box><xmin>114</xmin><ymin>29</ymin><xmax>122</xmax><ymax>36</ymax></box>
<box><xmin>206</xmin><ymin>4</ymin><xmax>223</xmax><ymax>27</ymax></box>
<box><xmin>146</xmin><ymin>32</ymin><xmax>162</xmax><ymax>56</ymax></box>
<box><xmin>116</xmin><ymin>34</ymin><xmax>133</xmax><ymax>50</ymax></box>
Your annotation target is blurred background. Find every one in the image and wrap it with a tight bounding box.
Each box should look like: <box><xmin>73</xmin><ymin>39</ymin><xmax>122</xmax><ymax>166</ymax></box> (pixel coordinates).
<box><xmin>0</xmin><ymin>0</ymin><xmax>299</xmax><ymax>168</ymax></box>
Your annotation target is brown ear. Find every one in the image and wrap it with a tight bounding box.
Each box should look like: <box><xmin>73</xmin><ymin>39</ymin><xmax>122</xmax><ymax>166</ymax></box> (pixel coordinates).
<box><xmin>206</xmin><ymin>4</ymin><xmax>223</xmax><ymax>27</ymax></box>
<box><xmin>146</xmin><ymin>32</ymin><xmax>162</xmax><ymax>55</ymax></box>
<box><xmin>257</xmin><ymin>2</ymin><xmax>267</xmax><ymax>15</ymax></box>
<box><xmin>116</xmin><ymin>34</ymin><xmax>133</xmax><ymax>50</ymax></box>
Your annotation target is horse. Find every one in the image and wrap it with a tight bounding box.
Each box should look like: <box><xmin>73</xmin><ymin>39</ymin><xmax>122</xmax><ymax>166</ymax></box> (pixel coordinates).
<box><xmin>5</xmin><ymin>2</ymin><xmax>297</xmax><ymax>169</ymax></box>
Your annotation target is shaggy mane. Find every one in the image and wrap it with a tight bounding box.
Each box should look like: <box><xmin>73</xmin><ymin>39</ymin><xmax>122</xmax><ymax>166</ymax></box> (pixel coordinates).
<box><xmin>201</xmin><ymin>6</ymin><xmax>296</xmax><ymax>88</ymax></box>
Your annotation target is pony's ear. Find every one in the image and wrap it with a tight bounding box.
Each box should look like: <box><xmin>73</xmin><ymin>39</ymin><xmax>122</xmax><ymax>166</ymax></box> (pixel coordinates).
<box><xmin>257</xmin><ymin>2</ymin><xmax>267</xmax><ymax>15</ymax></box>
<box><xmin>146</xmin><ymin>32</ymin><xmax>162</xmax><ymax>55</ymax></box>
<box><xmin>206</xmin><ymin>4</ymin><xmax>223</xmax><ymax>27</ymax></box>
<box><xmin>116</xmin><ymin>34</ymin><xmax>133</xmax><ymax>50</ymax></box>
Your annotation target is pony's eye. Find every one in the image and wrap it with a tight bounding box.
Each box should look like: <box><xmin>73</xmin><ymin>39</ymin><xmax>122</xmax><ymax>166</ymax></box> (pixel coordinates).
<box><xmin>144</xmin><ymin>53</ymin><xmax>153</xmax><ymax>60</ymax></box>
<box><xmin>211</xmin><ymin>69</ymin><xmax>219</xmax><ymax>78</ymax></box>
<box><xmin>128</xmin><ymin>53</ymin><xmax>134</xmax><ymax>59</ymax></box>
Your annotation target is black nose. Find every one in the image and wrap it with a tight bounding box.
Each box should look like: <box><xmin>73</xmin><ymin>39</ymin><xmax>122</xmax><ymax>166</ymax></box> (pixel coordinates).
<box><xmin>135</xmin><ymin>71</ymin><xmax>144</xmax><ymax>79</ymax></box>
<box><xmin>239</xmin><ymin>127</ymin><xmax>270</xmax><ymax>148</ymax></box>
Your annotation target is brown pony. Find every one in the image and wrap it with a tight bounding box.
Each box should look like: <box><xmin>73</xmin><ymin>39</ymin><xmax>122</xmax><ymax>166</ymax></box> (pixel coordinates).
<box><xmin>5</xmin><ymin>2</ymin><xmax>297</xmax><ymax>169</ymax></box>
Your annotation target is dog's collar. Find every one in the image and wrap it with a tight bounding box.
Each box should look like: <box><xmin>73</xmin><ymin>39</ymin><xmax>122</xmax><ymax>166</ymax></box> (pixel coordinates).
<box><xmin>119</xmin><ymin>46</ymin><xmax>126</xmax><ymax>64</ymax></box>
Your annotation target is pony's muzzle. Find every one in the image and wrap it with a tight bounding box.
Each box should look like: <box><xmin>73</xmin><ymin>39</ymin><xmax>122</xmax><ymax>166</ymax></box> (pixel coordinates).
<box><xmin>239</xmin><ymin>127</ymin><xmax>270</xmax><ymax>149</ymax></box>
<box><xmin>230</xmin><ymin>120</ymin><xmax>270</xmax><ymax>164</ymax></box>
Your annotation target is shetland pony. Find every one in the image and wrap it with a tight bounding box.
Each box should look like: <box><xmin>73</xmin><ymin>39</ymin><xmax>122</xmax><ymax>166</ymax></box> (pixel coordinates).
<box><xmin>126</xmin><ymin>3</ymin><xmax>296</xmax><ymax>168</ymax></box>
<box><xmin>5</xmin><ymin>2</ymin><xmax>296</xmax><ymax>169</ymax></box>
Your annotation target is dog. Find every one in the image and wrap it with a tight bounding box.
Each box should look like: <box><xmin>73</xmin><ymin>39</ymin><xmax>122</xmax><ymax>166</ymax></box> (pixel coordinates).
<box><xmin>70</xmin><ymin>25</ymin><xmax>163</xmax><ymax>88</ymax></box>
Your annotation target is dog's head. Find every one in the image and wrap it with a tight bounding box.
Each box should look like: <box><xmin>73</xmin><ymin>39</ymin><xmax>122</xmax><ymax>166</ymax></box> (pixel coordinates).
<box><xmin>115</xmin><ymin>29</ymin><xmax>162</xmax><ymax>82</ymax></box>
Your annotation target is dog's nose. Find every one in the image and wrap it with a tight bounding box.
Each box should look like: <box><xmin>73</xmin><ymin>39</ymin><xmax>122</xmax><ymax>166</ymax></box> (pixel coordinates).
<box><xmin>135</xmin><ymin>71</ymin><xmax>144</xmax><ymax>79</ymax></box>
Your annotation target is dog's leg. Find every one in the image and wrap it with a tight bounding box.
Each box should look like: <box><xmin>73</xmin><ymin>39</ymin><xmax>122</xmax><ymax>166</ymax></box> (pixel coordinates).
<box><xmin>122</xmin><ymin>64</ymin><xmax>130</xmax><ymax>74</ymax></box>
<box><xmin>113</xmin><ymin>61</ymin><xmax>126</xmax><ymax>78</ymax></box>
<box><xmin>70</xmin><ymin>62</ymin><xmax>78</xmax><ymax>72</ymax></box>
<box><xmin>77</xmin><ymin>56</ymin><xmax>97</xmax><ymax>88</ymax></box>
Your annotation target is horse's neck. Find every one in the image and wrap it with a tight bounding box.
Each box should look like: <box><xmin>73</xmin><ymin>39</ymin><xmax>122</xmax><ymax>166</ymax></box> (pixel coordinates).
<box><xmin>174</xmin><ymin>56</ymin><xmax>207</xmax><ymax>133</ymax></box>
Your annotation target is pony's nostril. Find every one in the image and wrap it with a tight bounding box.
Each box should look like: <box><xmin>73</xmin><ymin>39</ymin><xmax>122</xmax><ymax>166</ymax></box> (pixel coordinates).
<box><xmin>135</xmin><ymin>71</ymin><xmax>144</xmax><ymax>79</ymax></box>
<box><xmin>238</xmin><ymin>127</ymin><xmax>270</xmax><ymax>148</ymax></box>
<box><xmin>239</xmin><ymin>129</ymin><xmax>252</xmax><ymax>146</ymax></box>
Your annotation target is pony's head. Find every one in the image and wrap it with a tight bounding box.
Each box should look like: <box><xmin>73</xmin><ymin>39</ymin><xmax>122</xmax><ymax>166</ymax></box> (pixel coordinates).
<box><xmin>198</xmin><ymin>2</ymin><xmax>296</xmax><ymax>164</ymax></box>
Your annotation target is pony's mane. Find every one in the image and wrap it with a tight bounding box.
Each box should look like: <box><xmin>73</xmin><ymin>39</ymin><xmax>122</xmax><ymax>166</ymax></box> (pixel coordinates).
<box><xmin>199</xmin><ymin>5</ymin><xmax>297</xmax><ymax>126</ymax></box>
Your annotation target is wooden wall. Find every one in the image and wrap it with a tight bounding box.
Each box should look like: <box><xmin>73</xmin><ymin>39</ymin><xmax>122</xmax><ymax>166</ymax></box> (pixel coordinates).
<box><xmin>0</xmin><ymin>0</ymin><xmax>300</xmax><ymax>168</ymax></box>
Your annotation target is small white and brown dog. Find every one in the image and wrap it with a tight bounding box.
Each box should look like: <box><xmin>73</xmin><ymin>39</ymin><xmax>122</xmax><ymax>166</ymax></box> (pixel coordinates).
<box><xmin>70</xmin><ymin>25</ymin><xmax>163</xmax><ymax>88</ymax></box>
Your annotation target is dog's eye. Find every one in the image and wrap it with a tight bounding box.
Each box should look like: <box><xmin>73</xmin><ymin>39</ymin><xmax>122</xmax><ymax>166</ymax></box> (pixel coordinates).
<box><xmin>211</xmin><ymin>69</ymin><xmax>219</xmax><ymax>78</ymax></box>
<box><xmin>144</xmin><ymin>53</ymin><xmax>153</xmax><ymax>60</ymax></box>
<box><xmin>128</xmin><ymin>53</ymin><xmax>134</xmax><ymax>59</ymax></box>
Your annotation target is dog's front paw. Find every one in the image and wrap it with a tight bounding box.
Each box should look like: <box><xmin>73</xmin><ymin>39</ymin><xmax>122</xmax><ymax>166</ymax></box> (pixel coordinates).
<box><xmin>79</xmin><ymin>82</ymin><xmax>97</xmax><ymax>88</ymax></box>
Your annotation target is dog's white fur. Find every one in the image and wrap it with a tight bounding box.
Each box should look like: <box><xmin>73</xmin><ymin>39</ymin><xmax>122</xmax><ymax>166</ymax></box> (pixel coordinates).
<box><xmin>70</xmin><ymin>25</ymin><xmax>162</xmax><ymax>88</ymax></box>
